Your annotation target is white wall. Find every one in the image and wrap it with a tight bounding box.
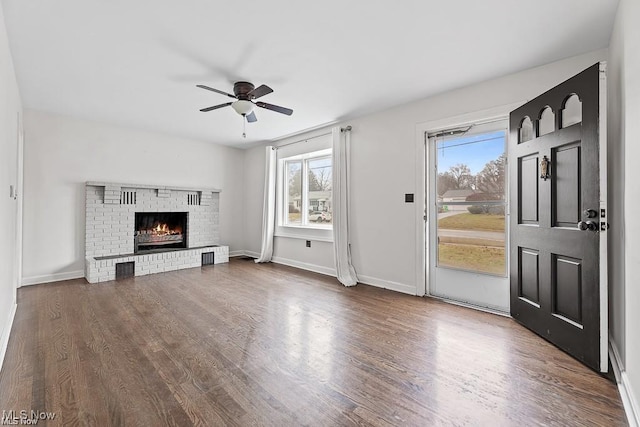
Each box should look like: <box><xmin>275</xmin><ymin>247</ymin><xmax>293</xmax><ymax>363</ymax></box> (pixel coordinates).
<box><xmin>607</xmin><ymin>0</ymin><xmax>640</xmax><ymax>423</ymax></box>
<box><xmin>607</xmin><ymin>0</ymin><xmax>626</xmax><ymax>365</ymax></box>
<box><xmin>0</xmin><ymin>2</ymin><xmax>23</xmax><ymax>369</ymax></box>
<box><xmin>618</xmin><ymin>0</ymin><xmax>640</xmax><ymax>421</ymax></box>
<box><xmin>242</xmin><ymin>145</ymin><xmax>266</xmax><ymax>256</ymax></box>
<box><xmin>244</xmin><ymin>49</ymin><xmax>607</xmax><ymax>295</ymax></box>
<box><xmin>22</xmin><ymin>110</ymin><xmax>245</xmax><ymax>284</ymax></box>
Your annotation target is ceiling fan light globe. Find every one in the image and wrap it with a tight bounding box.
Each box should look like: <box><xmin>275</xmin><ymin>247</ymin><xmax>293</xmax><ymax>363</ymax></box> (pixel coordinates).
<box><xmin>231</xmin><ymin>100</ymin><xmax>254</xmax><ymax>115</ymax></box>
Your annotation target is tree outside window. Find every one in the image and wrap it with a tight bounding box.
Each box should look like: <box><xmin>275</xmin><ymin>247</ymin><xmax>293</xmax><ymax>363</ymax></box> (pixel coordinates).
<box><xmin>284</xmin><ymin>153</ymin><xmax>332</xmax><ymax>227</ymax></box>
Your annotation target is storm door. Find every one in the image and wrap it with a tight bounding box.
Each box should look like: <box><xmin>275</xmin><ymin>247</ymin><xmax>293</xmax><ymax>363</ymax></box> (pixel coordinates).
<box><xmin>427</xmin><ymin>119</ymin><xmax>509</xmax><ymax>312</ymax></box>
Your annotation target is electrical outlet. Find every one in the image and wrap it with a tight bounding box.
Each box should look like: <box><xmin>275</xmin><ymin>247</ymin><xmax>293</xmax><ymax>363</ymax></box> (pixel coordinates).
<box><xmin>306</xmin><ymin>240</ymin><xmax>311</xmax><ymax>248</ymax></box>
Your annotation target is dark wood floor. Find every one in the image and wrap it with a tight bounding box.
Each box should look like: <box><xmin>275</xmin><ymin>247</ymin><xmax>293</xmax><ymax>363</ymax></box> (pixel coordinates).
<box><xmin>0</xmin><ymin>259</ymin><xmax>626</xmax><ymax>426</ymax></box>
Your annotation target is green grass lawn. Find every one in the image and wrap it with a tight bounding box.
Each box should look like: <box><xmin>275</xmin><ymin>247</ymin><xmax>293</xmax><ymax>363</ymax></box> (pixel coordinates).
<box><xmin>438</xmin><ymin>213</ymin><xmax>505</xmax><ymax>231</ymax></box>
<box><xmin>288</xmin><ymin>212</ymin><xmax>301</xmax><ymax>223</ymax></box>
<box><xmin>438</xmin><ymin>243</ymin><xmax>505</xmax><ymax>275</ymax></box>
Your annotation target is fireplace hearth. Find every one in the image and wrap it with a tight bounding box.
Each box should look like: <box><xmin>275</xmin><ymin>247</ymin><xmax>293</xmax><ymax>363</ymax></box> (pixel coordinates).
<box><xmin>135</xmin><ymin>212</ymin><xmax>188</xmax><ymax>252</ymax></box>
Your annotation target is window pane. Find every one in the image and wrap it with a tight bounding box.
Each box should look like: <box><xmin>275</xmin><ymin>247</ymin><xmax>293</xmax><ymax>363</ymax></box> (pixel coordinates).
<box><xmin>307</xmin><ymin>157</ymin><xmax>332</xmax><ymax>225</ymax></box>
<box><xmin>436</xmin><ymin>130</ymin><xmax>506</xmax><ymax>275</ymax></box>
<box><xmin>286</xmin><ymin>161</ymin><xmax>302</xmax><ymax>225</ymax></box>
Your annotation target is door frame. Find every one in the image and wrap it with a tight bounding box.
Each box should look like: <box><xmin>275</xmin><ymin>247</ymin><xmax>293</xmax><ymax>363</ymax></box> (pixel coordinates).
<box><xmin>414</xmin><ymin>102</ymin><xmax>525</xmax><ymax>297</ymax></box>
<box><xmin>598</xmin><ymin>62</ymin><xmax>608</xmax><ymax>368</ymax></box>
<box><xmin>15</xmin><ymin>112</ymin><xmax>24</xmax><ymax>294</ymax></box>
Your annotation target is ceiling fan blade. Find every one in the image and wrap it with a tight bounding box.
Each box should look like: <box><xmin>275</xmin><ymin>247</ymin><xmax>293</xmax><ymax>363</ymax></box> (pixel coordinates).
<box><xmin>256</xmin><ymin>101</ymin><xmax>293</xmax><ymax>116</ymax></box>
<box><xmin>246</xmin><ymin>111</ymin><xmax>258</xmax><ymax>123</ymax></box>
<box><xmin>199</xmin><ymin>102</ymin><xmax>232</xmax><ymax>112</ymax></box>
<box><xmin>248</xmin><ymin>84</ymin><xmax>273</xmax><ymax>100</ymax></box>
<box><xmin>196</xmin><ymin>84</ymin><xmax>236</xmax><ymax>98</ymax></box>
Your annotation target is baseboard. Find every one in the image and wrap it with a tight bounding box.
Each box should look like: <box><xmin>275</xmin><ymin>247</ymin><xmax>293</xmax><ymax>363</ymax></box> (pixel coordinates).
<box><xmin>229</xmin><ymin>250</ymin><xmax>259</xmax><ymax>259</ymax></box>
<box><xmin>241</xmin><ymin>250</ymin><xmax>416</xmax><ymax>296</ymax></box>
<box><xmin>357</xmin><ymin>274</ymin><xmax>416</xmax><ymax>295</ymax></box>
<box><xmin>270</xmin><ymin>256</ymin><xmax>336</xmax><ymax>278</ymax></box>
<box><xmin>610</xmin><ymin>339</ymin><xmax>623</xmax><ymax>382</ymax></box>
<box><xmin>21</xmin><ymin>270</ymin><xmax>84</xmax><ymax>287</ymax></box>
<box><xmin>0</xmin><ymin>302</ymin><xmax>17</xmax><ymax>374</ymax></box>
<box><xmin>610</xmin><ymin>339</ymin><xmax>639</xmax><ymax>427</ymax></box>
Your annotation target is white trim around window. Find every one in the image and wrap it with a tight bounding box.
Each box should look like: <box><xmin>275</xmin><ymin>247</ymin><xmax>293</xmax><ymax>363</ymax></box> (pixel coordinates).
<box><xmin>276</xmin><ymin>148</ymin><xmax>334</xmax><ymax>242</ymax></box>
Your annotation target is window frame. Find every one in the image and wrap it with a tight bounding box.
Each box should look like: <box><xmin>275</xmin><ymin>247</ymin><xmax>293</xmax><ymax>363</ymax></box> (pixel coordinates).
<box><xmin>276</xmin><ymin>148</ymin><xmax>333</xmax><ymax>242</ymax></box>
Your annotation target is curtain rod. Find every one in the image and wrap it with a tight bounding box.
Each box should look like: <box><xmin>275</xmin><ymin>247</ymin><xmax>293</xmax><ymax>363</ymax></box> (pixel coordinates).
<box><xmin>272</xmin><ymin>132</ymin><xmax>330</xmax><ymax>150</ymax></box>
<box><xmin>272</xmin><ymin>125</ymin><xmax>352</xmax><ymax>149</ymax></box>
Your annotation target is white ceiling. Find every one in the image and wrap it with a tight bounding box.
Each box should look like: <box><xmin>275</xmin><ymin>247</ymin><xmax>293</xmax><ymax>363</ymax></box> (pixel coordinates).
<box><xmin>2</xmin><ymin>0</ymin><xmax>619</xmax><ymax>147</ymax></box>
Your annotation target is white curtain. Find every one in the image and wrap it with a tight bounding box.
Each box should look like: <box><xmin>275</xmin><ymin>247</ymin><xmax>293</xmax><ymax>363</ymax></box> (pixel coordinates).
<box><xmin>332</xmin><ymin>127</ymin><xmax>358</xmax><ymax>286</ymax></box>
<box><xmin>255</xmin><ymin>146</ymin><xmax>277</xmax><ymax>263</ymax></box>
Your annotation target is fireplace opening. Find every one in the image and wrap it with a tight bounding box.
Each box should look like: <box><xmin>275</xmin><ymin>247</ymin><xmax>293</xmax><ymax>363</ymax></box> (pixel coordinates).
<box><xmin>135</xmin><ymin>212</ymin><xmax>188</xmax><ymax>253</ymax></box>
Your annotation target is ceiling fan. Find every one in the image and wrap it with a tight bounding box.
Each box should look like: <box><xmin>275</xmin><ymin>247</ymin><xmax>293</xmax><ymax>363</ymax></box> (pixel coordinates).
<box><xmin>196</xmin><ymin>81</ymin><xmax>293</xmax><ymax>123</ymax></box>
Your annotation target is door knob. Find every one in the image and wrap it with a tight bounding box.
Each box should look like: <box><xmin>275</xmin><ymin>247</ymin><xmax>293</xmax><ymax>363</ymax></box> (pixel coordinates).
<box><xmin>578</xmin><ymin>220</ymin><xmax>598</xmax><ymax>231</ymax></box>
<box><xmin>583</xmin><ymin>209</ymin><xmax>598</xmax><ymax>218</ymax></box>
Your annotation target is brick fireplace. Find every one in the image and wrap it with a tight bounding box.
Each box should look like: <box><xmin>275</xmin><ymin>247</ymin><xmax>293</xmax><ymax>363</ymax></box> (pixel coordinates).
<box><xmin>84</xmin><ymin>182</ymin><xmax>228</xmax><ymax>283</ymax></box>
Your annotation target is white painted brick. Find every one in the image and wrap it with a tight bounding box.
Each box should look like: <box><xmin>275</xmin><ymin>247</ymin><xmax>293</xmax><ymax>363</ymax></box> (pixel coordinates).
<box><xmin>85</xmin><ymin>183</ymin><xmax>226</xmax><ymax>282</ymax></box>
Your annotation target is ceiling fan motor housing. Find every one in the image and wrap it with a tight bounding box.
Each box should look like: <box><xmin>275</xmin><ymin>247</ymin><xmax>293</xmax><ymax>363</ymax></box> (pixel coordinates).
<box><xmin>233</xmin><ymin>81</ymin><xmax>255</xmax><ymax>100</ymax></box>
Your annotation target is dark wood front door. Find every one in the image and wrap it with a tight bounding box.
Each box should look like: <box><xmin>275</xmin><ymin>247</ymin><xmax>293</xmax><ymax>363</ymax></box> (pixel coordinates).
<box><xmin>509</xmin><ymin>63</ymin><xmax>606</xmax><ymax>372</ymax></box>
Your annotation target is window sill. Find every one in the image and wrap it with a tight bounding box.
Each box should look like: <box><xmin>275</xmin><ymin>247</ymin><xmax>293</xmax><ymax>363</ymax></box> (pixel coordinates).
<box><xmin>275</xmin><ymin>226</ymin><xmax>334</xmax><ymax>243</ymax></box>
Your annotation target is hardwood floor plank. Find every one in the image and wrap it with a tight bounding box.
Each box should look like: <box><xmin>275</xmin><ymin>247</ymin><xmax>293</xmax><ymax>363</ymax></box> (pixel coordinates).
<box><xmin>0</xmin><ymin>259</ymin><xmax>627</xmax><ymax>426</ymax></box>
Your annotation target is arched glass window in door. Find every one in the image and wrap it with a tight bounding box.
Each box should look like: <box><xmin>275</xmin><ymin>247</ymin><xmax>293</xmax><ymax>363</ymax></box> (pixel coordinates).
<box><xmin>561</xmin><ymin>94</ymin><xmax>582</xmax><ymax>128</ymax></box>
<box><xmin>519</xmin><ymin>116</ymin><xmax>533</xmax><ymax>143</ymax></box>
<box><xmin>538</xmin><ymin>106</ymin><xmax>555</xmax><ymax>136</ymax></box>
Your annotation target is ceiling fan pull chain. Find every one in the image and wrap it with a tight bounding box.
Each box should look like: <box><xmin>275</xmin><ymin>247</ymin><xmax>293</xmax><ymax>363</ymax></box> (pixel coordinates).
<box><xmin>242</xmin><ymin>115</ymin><xmax>247</xmax><ymax>138</ymax></box>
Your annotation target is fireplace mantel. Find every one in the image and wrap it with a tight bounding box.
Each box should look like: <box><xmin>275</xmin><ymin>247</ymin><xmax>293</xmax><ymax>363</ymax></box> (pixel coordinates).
<box><xmin>86</xmin><ymin>181</ymin><xmax>221</xmax><ymax>193</ymax></box>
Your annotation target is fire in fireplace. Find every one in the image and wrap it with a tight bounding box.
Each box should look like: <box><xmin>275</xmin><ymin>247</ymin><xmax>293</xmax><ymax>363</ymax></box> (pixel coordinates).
<box><xmin>134</xmin><ymin>212</ymin><xmax>188</xmax><ymax>252</ymax></box>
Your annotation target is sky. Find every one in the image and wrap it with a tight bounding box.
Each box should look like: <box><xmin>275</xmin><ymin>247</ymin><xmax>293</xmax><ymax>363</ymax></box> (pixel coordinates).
<box><xmin>436</xmin><ymin>130</ymin><xmax>506</xmax><ymax>174</ymax></box>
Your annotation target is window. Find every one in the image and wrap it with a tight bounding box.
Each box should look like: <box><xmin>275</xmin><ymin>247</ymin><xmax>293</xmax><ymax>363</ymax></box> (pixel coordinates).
<box><xmin>281</xmin><ymin>149</ymin><xmax>332</xmax><ymax>229</ymax></box>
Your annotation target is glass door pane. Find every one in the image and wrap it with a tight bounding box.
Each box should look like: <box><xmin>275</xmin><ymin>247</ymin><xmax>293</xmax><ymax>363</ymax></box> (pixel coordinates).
<box><xmin>436</xmin><ymin>129</ymin><xmax>506</xmax><ymax>276</ymax></box>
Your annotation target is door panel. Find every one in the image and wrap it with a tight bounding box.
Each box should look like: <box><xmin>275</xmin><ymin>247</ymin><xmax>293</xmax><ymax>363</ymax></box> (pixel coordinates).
<box><xmin>552</xmin><ymin>254</ymin><xmax>582</xmax><ymax>325</ymax></box>
<box><xmin>519</xmin><ymin>155</ymin><xmax>539</xmax><ymax>224</ymax></box>
<box><xmin>519</xmin><ymin>248</ymin><xmax>540</xmax><ymax>304</ymax></box>
<box><xmin>553</xmin><ymin>142</ymin><xmax>581</xmax><ymax>227</ymax></box>
<box><xmin>509</xmin><ymin>63</ymin><xmax>605</xmax><ymax>372</ymax></box>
